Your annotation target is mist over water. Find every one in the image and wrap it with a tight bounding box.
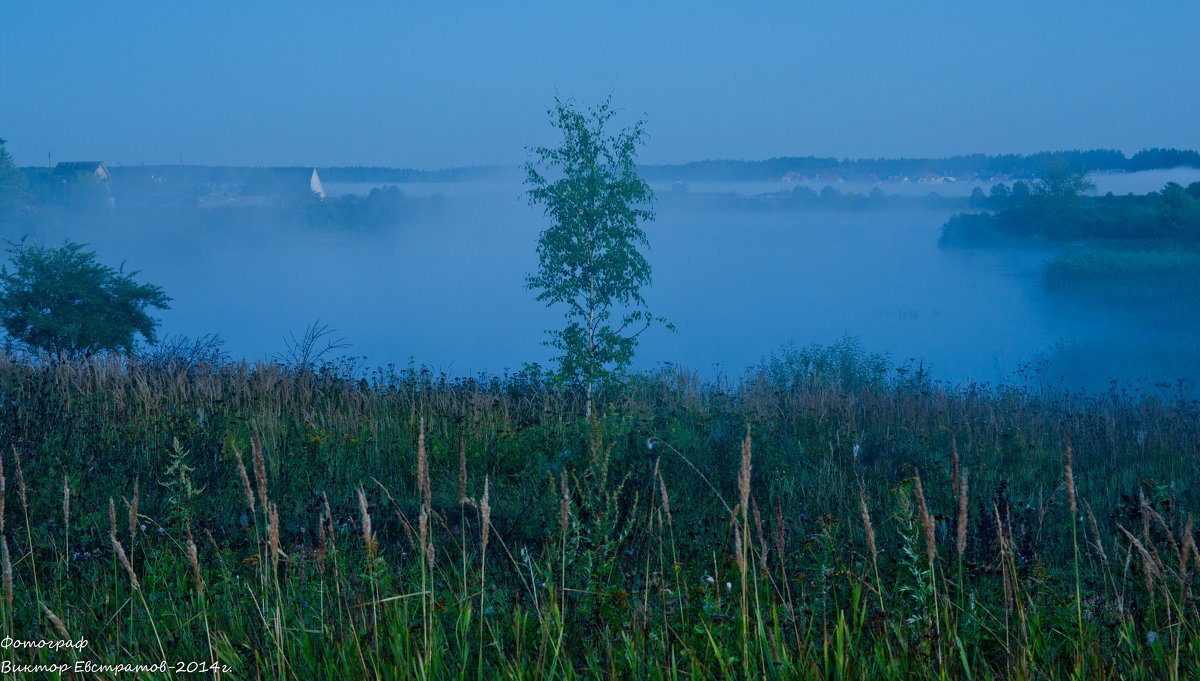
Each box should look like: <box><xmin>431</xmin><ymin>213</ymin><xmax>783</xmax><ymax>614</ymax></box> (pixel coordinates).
<box><xmin>20</xmin><ymin>168</ymin><xmax>1199</xmax><ymax>394</ymax></box>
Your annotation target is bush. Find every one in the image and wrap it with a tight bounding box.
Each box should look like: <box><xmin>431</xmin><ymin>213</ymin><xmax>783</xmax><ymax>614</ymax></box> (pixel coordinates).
<box><xmin>0</xmin><ymin>238</ymin><xmax>171</xmax><ymax>357</ymax></box>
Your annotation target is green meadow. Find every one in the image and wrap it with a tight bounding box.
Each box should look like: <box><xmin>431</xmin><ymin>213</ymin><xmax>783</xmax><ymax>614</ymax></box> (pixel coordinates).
<box><xmin>0</xmin><ymin>341</ymin><xmax>1197</xmax><ymax>679</ymax></box>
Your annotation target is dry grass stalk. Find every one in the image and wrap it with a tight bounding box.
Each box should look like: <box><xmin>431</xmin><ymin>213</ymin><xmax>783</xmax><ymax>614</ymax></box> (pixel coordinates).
<box><xmin>252</xmin><ymin>423</ymin><xmax>269</xmax><ymax>513</ymax></box>
<box><xmin>657</xmin><ymin>466</ymin><xmax>672</xmax><ymax>528</ymax></box>
<box><xmin>40</xmin><ymin>602</ymin><xmax>70</xmax><ymax>640</ymax></box>
<box><xmin>1144</xmin><ymin>497</ymin><xmax>1179</xmax><ymax>557</ymax></box>
<box><xmin>268</xmin><ymin>503</ymin><xmax>281</xmax><ymax>577</ymax></box>
<box><xmin>357</xmin><ymin>487</ymin><xmax>374</xmax><ymax>555</ymax></box>
<box><xmin>956</xmin><ymin>468</ymin><xmax>969</xmax><ymax>557</ymax></box>
<box><xmin>1182</xmin><ymin>514</ymin><xmax>1195</xmax><ymax>575</ymax></box>
<box><xmin>420</xmin><ymin>507</ymin><xmax>434</xmax><ymax>569</ymax></box>
<box><xmin>1085</xmin><ymin>501</ymin><xmax>1109</xmax><ymax>566</ymax></box>
<box><xmin>459</xmin><ymin>439</ymin><xmax>467</xmax><ymax>504</ymax></box>
<box><xmin>322</xmin><ymin>492</ymin><xmax>337</xmax><ymax>554</ymax></box>
<box><xmin>111</xmin><ymin>535</ymin><xmax>140</xmax><ymax>591</ymax></box>
<box><xmin>480</xmin><ymin>477</ymin><xmax>491</xmax><ymax>558</ymax></box>
<box><xmin>0</xmin><ymin>449</ymin><xmax>6</xmax><ymax>534</ymax></box>
<box><xmin>752</xmin><ymin>497</ymin><xmax>769</xmax><ymax>575</ymax></box>
<box><xmin>1064</xmin><ymin>438</ymin><xmax>1077</xmax><ymax>517</ymax></box>
<box><xmin>1181</xmin><ymin>514</ymin><xmax>1195</xmax><ymax>604</ymax></box>
<box><xmin>951</xmin><ymin>435</ymin><xmax>960</xmax><ymax>500</ymax></box>
<box><xmin>317</xmin><ymin>521</ymin><xmax>328</xmax><ymax>578</ymax></box>
<box><xmin>1117</xmin><ymin>525</ymin><xmax>1161</xmax><ymax>594</ymax></box>
<box><xmin>418</xmin><ymin>417</ymin><xmax>431</xmax><ymax>513</ymax></box>
<box><xmin>128</xmin><ymin>477</ymin><xmax>139</xmax><ymax>545</ymax></box>
<box><xmin>417</xmin><ymin>419</ymin><xmax>432</xmax><ymax>567</ymax></box>
<box><xmin>2</xmin><ymin>537</ymin><xmax>11</xmax><ymax>618</ymax></box>
<box><xmin>62</xmin><ymin>474</ymin><xmax>70</xmax><ymax>529</ymax></box>
<box><xmin>994</xmin><ymin>504</ymin><xmax>1013</xmax><ymax>613</ymax></box>
<box><xmin>13</xmin><ymin>447</ymin><xmax>26</xmax><ymax>513</ymax></box>
<box><xmin>734</xmin><ymin>523</ymin><xmax>746</xmax><ymax>576</ymax></box>
<box><xmin>560</xmin><ymin>471</ymin><xmax>571</xmax><ymax>540</ymax></box>
<box><xmin>739</xmin><ymin>425</ymin><xmax>752</xmax><ymax>532</ymax></box>
<box><xmin>772</xmin><ymin>498</ymin><xmax>786</xmax><ymax>564</ymax></box>
<box><xmin>186</xmin><ymin>525</ymin><xmax>204</xmax><ymax>597</ymax></box>
<box><xmin>1140</xmin><ymin>488</ymin><xmax>1151</xmax><ymax>546</ymax></box>
<box><xmin>234</xmin><ymin>446</ymin><xmax>256</xmax><ymax>514</ymax></box>
<box><xmin>859</xmin><ymin>492</ymin><xmax>878</xmax><ymax>564</ymax></box>
<box><xmin>914</xmin><ymin>471</ymin><xmax>937</xmax><ymax>567</ymax></box>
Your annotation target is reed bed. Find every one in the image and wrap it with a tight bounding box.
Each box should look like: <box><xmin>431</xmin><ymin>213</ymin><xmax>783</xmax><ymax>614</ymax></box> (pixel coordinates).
<box><xmin>0</xmin><ymin>346</ymin><xmax>1197</xmax><ymax>678</ymax></box>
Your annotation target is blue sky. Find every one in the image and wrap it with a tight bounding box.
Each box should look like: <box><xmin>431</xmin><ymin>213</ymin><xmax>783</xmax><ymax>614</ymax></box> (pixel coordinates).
<box><xmin>3</xmin><ymin>1</ymin><xmax>1198</xmax><ymax>168</ymax></box>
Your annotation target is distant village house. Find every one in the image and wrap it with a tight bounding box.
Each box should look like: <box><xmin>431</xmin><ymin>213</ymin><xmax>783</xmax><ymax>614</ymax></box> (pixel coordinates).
<box><xmin>51</xmin><ymin>161</ymin><xmax>114</xmax><ymax>207</ymax></box>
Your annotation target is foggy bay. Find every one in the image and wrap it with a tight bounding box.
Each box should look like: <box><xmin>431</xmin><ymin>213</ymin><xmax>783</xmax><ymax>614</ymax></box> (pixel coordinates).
<box><xmin>26</xmin><ymin>170</ymin><xmax>1200</xmax><ymax>393</ymax></box>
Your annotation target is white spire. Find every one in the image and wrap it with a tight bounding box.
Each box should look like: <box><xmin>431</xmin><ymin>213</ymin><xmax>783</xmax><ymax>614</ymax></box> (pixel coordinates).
<box><xmin>310</xmin><ymin>168</ymin><xmax>326</xmax><ymax>199</ymax></box>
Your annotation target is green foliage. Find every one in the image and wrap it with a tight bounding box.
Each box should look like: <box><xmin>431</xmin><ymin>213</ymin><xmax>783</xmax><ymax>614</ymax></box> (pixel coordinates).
<box><xmin>645</xmin><ymin>147</ymin><xmax>1186</xmax><ymax>183</ymax></box>
<box><xmin>1</xmin><ymin>348</ymin><xmax>1200</xmax><ymax>677</ymax></box>
<box><xmin>0</xmin><ymin>238</ymin><xmax>171</xmax><ymax>356</ymax></box>
<box><xmin>942</xmin><ymin>178</ymin><xmax>1200</xmax><ymax>244</ymax></box>
<box><xmin>160</xmin><ymin>436</ymin><xmax>206</xmax><ymax>526</ymax></box>
<box><xmin>525</xmin><ymin>96</ymin><xmax>672</xmax><ymax>413</ymax></box>
<box><xmin>1042</xmin><ymin>246</ymin><xmax>1200</xmax><ymax>310</ymax></box>
<box><xmin>756</xmin><ymin>335</ymin><xmax>892</xmax><ymax>393</ymax></box>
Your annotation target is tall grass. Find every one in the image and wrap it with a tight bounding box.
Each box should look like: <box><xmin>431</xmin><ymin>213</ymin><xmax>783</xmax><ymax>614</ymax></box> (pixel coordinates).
<box><xmin>0</xmin><ymin>347</ymin><xmax>1197</xmax><ymax>677</ymax></box>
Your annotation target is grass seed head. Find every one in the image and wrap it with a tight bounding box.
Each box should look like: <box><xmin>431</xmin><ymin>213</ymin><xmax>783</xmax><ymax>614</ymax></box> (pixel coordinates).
<box><xmin>40</xmin><ymin>603</ymin><xmax>70</xmax><ymax>640</ymax></box>
<box><xmin>418</xmin><ymin>417</ymin><xmax>431</xmax><ymax>513</ymax></box>
<box><xmin>252</xmin><ymin>422</ymin><xmax>269</xmax><ymax>513</ymax></box>
<box><xmin>234</xmin><ymin>446</ymin><xmax>256</xmax><ymax>514</ymax></box>
<box><xmin>185</xmin><ymin>525</ymin><xmax>204</xmax><ymax>596</ymax></box>
<box><xmin>859</xmin><ymin>491</ymin><xmax>878</xmax><ymax>563</ymax></box>
<box><xmin>1180</xmin><ymin>514</ymin><xmax>1195</xmax><ymax>579</ymax></box>
<box><xmin>357</xmin><ymin>486</ymin><xmax>374</xmax><ymax>556</ymax></box>
<box><xmin>111</xmin><ymin>532</ymin><xmax>140</xmax><ymax>591</ymax></box>
<box><xmin>914</xmin><ymin>471</ymin><xmax>937</xmax><ymax>566</ymax></box>
<box><xmin>1085</xmin><ymin>501</ymin><xmax>1109</xmax><ymax>565</ymax></box>
<box><xmin>129</xmin><ymin>477</ymin><xmax>139</xmax><ymax>544</ymax></box>
<box><xmin>13</xmin><ymin>447</ymin><xmax>26</xmax><ymax>511</ymax></box>
<box><xmin>480</xmin><ymin>476</ymin><xmax>492</xmax><ymax>558</ymax></box>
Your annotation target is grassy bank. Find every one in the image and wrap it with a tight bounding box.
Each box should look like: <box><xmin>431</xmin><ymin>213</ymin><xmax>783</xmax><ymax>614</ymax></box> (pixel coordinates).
<box><xmin>1043</xmin><ymin>246</ymin><xmax>1200</xmax><ymax>311</ymax></box>
<box><xmin>0</xmin><ymin>344</ymin><xmax>1199</xmax><ymax>678</ymax></box>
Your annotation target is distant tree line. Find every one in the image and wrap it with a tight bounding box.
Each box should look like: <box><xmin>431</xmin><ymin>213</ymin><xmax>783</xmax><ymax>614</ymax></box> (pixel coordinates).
<box><xmin>12</xmin><ymin>148</ymin><xmax>1200</xmax><ymax>194</ymax></box>
<box><xmin>942</xmin><ymin>171</ymin><xmax>1200</xmax><ymax>244</ymax></box>
<box><xmin>640</xmin><ymin>148</ymin><xmax>1200</xmax><ymax>183</ymax></box>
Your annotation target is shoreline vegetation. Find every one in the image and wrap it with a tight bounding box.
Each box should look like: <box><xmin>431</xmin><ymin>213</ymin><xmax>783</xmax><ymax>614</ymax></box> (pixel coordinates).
<box><xmin>21</xmin><ymin>146</ymin><xmax>1190</xmax><ymax>184</ymax></box>
<box><xmin>0</xmin><ymin>341</ymin><xmax>1198</xmax><ymax>677</ymax></box>
<box><xmin>941</xmin><ymin>166</ymin><xmax>1200</xmax><ymax>321</ymax></box>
